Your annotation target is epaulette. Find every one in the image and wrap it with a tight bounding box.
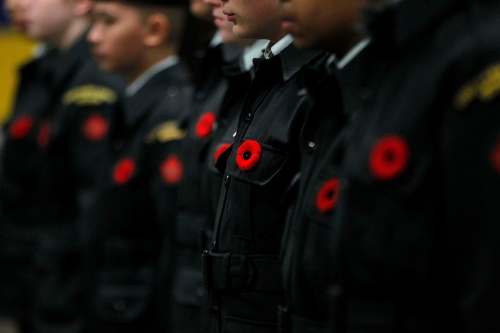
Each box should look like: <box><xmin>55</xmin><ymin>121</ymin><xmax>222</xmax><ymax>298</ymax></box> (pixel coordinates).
<box><xmin>63</xmin><ymin>84</ymin><xmax>117</xmax><ymax>106</ymax></box>
<box><xmin>454</xmin><ymin>63</ymin><xmax>500</xmax><ymax>111</ymax></box>
<box><xmin>146</xmin><ymin>121</ymin><xmax>186</xmax><ymax>143</ymax></box>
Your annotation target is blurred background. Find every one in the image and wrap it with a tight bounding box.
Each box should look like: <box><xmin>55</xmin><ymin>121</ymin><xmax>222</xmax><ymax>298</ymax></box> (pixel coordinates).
<box><xmin>0</xmin><ymin>0</ymin><xmax>215</xmax><ymax>126</ymax></box>
<box><xmin>0</xmin><ymin>0</ymin><xmax>36</xmax><ymax>125</ymax></box>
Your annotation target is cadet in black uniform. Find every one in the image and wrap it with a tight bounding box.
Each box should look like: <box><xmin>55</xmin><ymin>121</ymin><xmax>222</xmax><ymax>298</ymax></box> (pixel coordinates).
<box><xmin>169</xmin><ymin>0</ymin><xmax>267</xmax><ymax>331</ymax></box>
<box><xmin>0</xmin><ymin>0</ymin><xmax>122</xmax><ymax>332</ymax></box>
<box><xmin>168</xmin><ymin>1</ymin><xmax>240</xmax><ymax>332</ymax></box>
<box><xmin>291</xmin><ymin>0</ymin><xmax>500</xmax><ymax>332</ymax></box>
<box><xmin>86</xmin><ymin>0</ymin><xmax>191</xmax><ymax>332</ymax></box>
<box><xmin>200</xmin><ymin>0</ymin><xmax>326</xmax><ymax>332</ymax></box>
<box><xmin>277</xmin><ymin>1</ymin><xmax>368</xmax><ymax>332</ymax></box>
<box><xmin>0</xmin><ymin>19</ymin><xmax>55</xmax><ymax>333</ymax></box>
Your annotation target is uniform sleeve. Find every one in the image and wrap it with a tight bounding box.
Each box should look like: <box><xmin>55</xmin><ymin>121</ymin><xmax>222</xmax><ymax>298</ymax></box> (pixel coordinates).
<box><xmin>445</xmin><ymin>60</ymin><xmax>500</xmax><ymax>332</ymax></box>
<box><xmin>143</xmin><ymin>120</ymin><xmax>186</xmax><ymax>230</ymax></box>
<box><xmin>63</xmin><ymin>83</ymin><xmax>120</xmax><ymax>190</ymax></box>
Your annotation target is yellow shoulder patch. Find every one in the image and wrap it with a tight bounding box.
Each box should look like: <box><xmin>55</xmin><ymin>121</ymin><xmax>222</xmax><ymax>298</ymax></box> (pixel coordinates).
<box><xmin>454</xmin><ymin>63</ymin><xmax>500</xmax><ymax>111</ymax></box>
<box><xmin>63</xmin><ymin>85</ymin><xmax>117</xmax><ymax>106</ymax></box>
<box><xmin>147</xmin><ymin>121</ymin><xmax>186</xmax><ymax>143</ymax></box>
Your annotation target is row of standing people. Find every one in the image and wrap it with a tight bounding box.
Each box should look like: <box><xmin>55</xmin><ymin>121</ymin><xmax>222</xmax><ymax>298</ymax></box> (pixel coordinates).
<box><xmin>1</xmin><ymin>0</ymin><xmax>500</xmax><ymax>333</ymax></box>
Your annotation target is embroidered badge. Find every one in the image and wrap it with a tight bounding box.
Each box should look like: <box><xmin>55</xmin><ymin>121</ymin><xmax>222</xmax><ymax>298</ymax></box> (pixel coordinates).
<box><xmin>147</xmin><ymin>121</ymin><xmax>185</xmax><ymax>143</ymax></box>
<box><xmin>63</xmin><ymin>85</ymin><xmax>117</xmax><ymax>106</ymax></box>
<box><xmin>454</xmin><ymin>63</ymin><xmax>500</xmax><ymax>110</ymax></box>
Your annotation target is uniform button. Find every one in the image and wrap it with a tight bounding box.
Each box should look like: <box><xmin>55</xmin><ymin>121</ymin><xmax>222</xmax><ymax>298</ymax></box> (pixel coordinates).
<box><xmin>306</xmin><ymin>141</ymin><xmax>317</xmax><ymax>153</ymax></box>
<box><xmin>245</xmin><ymin>113</ymin><xmax>253</xmax><ymax>122</ymax></box>
<box><xmin>233</xmin><ymin>131</ymin><xmax>237</xmax><ymax>138</ymax></box>
<box><xmin>360</xmin><ymin>89</ymin><xmax>373</xmax><ymax>102</ymax></box>
<box><xmin>196</xmin><ymin>287</ymin><xmax>205</xmax><ymax>297</ymax></box>
<box><xmin>297</xmin><ymin>88</ymin><xmax>307</xmax><ymax>97</ymax></box>
<box><xmin>167</xmin><ymin>87</ymin><xmax>178</xmax><ymax>98</ymax></box>
<box><xmin>112</xmin><ymin>300</ymin><xmax>127</xmax><ymax>313</ymax></box>
<box><xmin>224</xmin><ymin>175</ymin><xmax>230</xmax><ymax>185</ymax></box>
<box><xmin>328</xmin><ymin>284</ymin><xmax>344</xmax><ymax>298</ymax></box>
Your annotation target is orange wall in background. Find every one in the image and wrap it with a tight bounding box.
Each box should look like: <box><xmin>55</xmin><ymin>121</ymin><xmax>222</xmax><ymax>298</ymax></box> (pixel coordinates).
<box><xmin>0</xmin><ymin>28</ymin><xmax>36</xmax><ymax>124</ymax></box>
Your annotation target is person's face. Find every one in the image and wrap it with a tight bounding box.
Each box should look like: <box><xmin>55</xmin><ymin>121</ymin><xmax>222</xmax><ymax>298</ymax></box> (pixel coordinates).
<box><xmin>220</xmin><ymin>0</ymin><xmax>283</xmax><ymax>41</ymax></box>
<box><xmin>203</xmin><ymin>0</ymin><xmax>237</xmax><ymax>43</ymax></box>
<box><xmin>88</xmin><ymin>2</ymin><xmax>148</xmax><ymax>75</ymax></box>
<box><xmin>280</xmin><ymin>0</ymin><xmax>367</xmax><ymax>52</ymax></box>
<box><xmin>190</xmin><ymin>0</ymin><xmax>211</xmax><ymax>21</ymax></box>
<box><xmin>23</xmin><ymin>0</ymin><xmax>75</xmax><ymax>43</ymax></box>
<box><xmin>5</xmin><ymin>0</ymin><xmax>30</xmax><ymax>32</ymax></box>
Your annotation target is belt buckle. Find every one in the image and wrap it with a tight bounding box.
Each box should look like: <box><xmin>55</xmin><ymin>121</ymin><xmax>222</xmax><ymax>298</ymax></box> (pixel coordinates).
<box><xmin>277</xmin><ymin>305</ymin><xmax>290</xmax><ymax>333</ymax></box>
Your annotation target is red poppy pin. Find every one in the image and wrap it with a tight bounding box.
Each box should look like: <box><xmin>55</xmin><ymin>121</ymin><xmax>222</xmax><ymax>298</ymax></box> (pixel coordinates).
<box><xmin>316</xmin><ymin>178</ymin><xmax>340</xmax><ymax>214</ymax></box>
<box><xmin>83</xmin><ymin>114</ymin><xmax>109</xmax><ymax>141</ymax></box>
<box><xmin>369</xmin><ymin>135</ymin><xmax>409</xmax><ymax>181</ymax></box>
<box><xmin>214</xmin><ymin>143</ymin><xmax>232</xmax><ymax>164</ymax></box>
<box><xmin>37</xmin><ymin>121</ymin><xmax>51</xmax><ymax>148</ymax></box>
<box><xmin>236</xmin><ymin>139</ymin><xmax>262</xmax><ymax>171</ymax></box>
<box><xmin>113</xmin><ymin>158</ymin><xmax>136</xmax><ymax>185</ymax></box>
<box><xmin>160</xmin><ymin>154</ymin><xmax>183</xmax><ymax>185</ymax></box>
<box><xmin>10</xmin><ymin>115</ymin><xmax>33</xmax><ymax>140</ymax></box>
<box><xmin>195</xmin><ymin>112</ymin><xmax>216</xmax><ymax>139</ymax></box>
<box><xmin>491</xmin><ymin>140</ymin><xmax>500</xmax><ymax>174</ymax></box>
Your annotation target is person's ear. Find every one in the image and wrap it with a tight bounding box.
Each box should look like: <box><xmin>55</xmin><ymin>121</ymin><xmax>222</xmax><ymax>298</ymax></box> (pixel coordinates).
<box><xmin>73</xmin><ymin>0</ymin><xmax>93</xmax><ymax>17</ymax></box>
<box><xmin>144</xmin><ymin>13</ymin><xmax>171</xmax><ymax>47</ymax></box>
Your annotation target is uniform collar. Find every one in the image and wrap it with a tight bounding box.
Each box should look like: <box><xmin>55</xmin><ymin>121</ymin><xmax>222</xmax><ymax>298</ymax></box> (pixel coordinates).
<box><xmin>367</xmin><ymin>0</ymin><xmax>460</xmax><ymax>49</ymax></box>
<box><xmin>209</xmin><ymin>31</ymin><xmax>224</xmax><ymax>47</ymax></box>
<box><xmin>256</xmin><ymin>36</ymin><xmax>323</xmax><ymax>82</ymax></box>
<box><xmin>242</xmin><ymin>39</ymin><xmax>268</xmax><ymax>72</ymax></box>
<box><xmin>52</xmin><ymin>34</ymin><xmax>89</xmax><ymax>78</ymax></box>
<box><xmin>46</xmin><ymin>34</ymin><xmax>90</xmax><ymax>97</ymax></box>
<box><xmin>280</xmin><ymin>42</ymin><xmax>323</xmax><ymax>82</ymax></box>
<box><xmin>125</xmin><ymin>61</ymin><xmax>185</xmax><ymax>127</ymax></box>
<box><xmin>126</xmin><ymin>55</ymin><xmax>179</xmax><ymax>97</ymax></box>
<box><xmin>336</xmin><ymin>39</ymin><xmax>371</xmax><ymax>70</ymax></box>
<box><xmin>263</xmin><ymin>34</ymin><xmax>294</xmax><ymax>59</ymax></box>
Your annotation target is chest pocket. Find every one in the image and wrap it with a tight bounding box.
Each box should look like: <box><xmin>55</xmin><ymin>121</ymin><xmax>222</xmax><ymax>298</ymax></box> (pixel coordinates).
<box><xmin>226</xmin><ymin>141</ymin><xmax>289</xmax><ymax>187</ymax></box>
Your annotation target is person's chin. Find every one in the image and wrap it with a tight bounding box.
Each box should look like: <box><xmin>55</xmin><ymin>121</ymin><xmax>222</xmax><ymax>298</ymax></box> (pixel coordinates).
<box><xmin>232</xmin><ymin>25</ymin><xmax>257</xmax><ymax>40</ymax></box>
<box><xmin>294</xmin><ymin>39</ymin><xmax>313</xmax><ymax>50</ymax></box>
<box><xmin>95</xmin><ymin>59</ymin><xmax>114</xmax><ymax>73</ymax></box>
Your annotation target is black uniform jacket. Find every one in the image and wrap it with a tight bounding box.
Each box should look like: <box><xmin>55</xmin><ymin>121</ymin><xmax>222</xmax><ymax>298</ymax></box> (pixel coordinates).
<box><xmin>203</xmin><ymin>42</ymin><xmax>326</xmax><ymax>333</ymax></box>
<box><xmin>168</xmin><ymin>43</ymin><xmax>242</xmax><ymax>333</ymax></box>
<box><xmin>328</xmin><ymin>1</ymin><xmax>500</xmax><ymax>332</ymax></box>
<box><xmin>87</xmin><ymin>61</ymin><xmax>192</xmax><ymax>332</ymax></box>
<box><xmin>0</xmin><ymin>37</ymin><xmax>122</xmax><ymax>329</ymax></box>
<box><xmin>280</xmin><ymin>56</ymin><xmax>352</xmax><ymax>333</ymax></box>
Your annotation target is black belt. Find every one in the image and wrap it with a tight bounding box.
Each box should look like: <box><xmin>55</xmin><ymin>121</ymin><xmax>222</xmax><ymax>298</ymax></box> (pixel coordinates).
<box><xmin>202</xmin><ymin>251</ymin><xmax>283</xmax><ymax>292</ymax></box>
<box><xmin>278</xmin><ymin>306</ymin><xmax>329</xmax><ymax>333</ymax></box>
